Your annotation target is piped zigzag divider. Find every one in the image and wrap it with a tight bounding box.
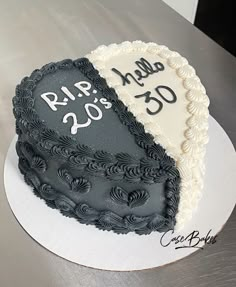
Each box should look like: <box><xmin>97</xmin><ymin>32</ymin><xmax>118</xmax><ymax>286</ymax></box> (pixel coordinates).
<box><xmin>86</xmin><ymin>41</ymin><xmax>210</xmax><ymax>230</ymax></box>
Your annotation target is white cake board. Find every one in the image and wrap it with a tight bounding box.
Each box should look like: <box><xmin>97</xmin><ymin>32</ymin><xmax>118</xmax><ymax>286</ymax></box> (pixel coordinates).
<box><xmin>4</xmin><ymin>116</ymin><xmax>236</xmax><ymax>271</ymax></box>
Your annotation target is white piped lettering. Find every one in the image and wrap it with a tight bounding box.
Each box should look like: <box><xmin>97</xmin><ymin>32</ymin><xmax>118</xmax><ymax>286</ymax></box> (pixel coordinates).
<box><xmin>63</xmin><ymin>112</ymin><xmax>91</xmax><ymax>135</ymax></box>
<box><xmin>41</xmin><ymin>92</ymin><xmax>67</xmax><ymax>111</ymax></box>
<box><xmin>61</xmin><ymin>86</ymin><xmax>75</xmax><ymax>100</ymax></box>
<box><xmin>41</xmin><ymin>80</ymin><xmax>112</xmax><ymax>134</ymax></box>
<box><xmin>99</xmin><ymin>98</ymin><xmax>112</xmax><ymax>109</ymax></box>
<box><xmin>74</xmin><ymin>81</ymin><xmax>91</xmax><ymax>96</ymax></box>
<box><xmin>85</xmin><ymin>103</ymin><xmax>102</xmax><ymax>120</ymax></box>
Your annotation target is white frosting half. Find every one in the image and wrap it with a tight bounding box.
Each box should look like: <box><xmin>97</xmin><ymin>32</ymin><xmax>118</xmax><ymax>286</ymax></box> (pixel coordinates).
<box><xmin>86</xmin><ymin>41</ymin><xmax>210</xmax><ymax>230</ymax></box>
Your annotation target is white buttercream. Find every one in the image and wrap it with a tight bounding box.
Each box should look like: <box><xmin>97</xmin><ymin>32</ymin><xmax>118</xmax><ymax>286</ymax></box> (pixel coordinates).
<box><xmin>89</xmin><ymin>51</ymin><xmax>188</xmax><ymax>154</ymax></box>
<box><xmin>86</xmin><ymin>41</ymin><xmax>210</xmax><ymax>231</ymax></box>
<box><xmin>177</xmin><ymin>65</ymin><xmax>196</xmax><ymax>79</ymax></box>
<box><xmin>167</xmin><ymin>56</ymin><xmax>188</xmax><ymax>69</ymax></box>
<box><xmin>184</xmin><ymin>78</ymin><xmax>206</xmax><ymax>93</ymax></box>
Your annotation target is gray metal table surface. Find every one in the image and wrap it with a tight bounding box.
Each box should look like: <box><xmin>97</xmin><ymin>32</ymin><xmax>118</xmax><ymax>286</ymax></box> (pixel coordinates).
<box><xmin>0</xmin><ymin>0</ymin><xmax>235</xmax><ymax>286</ymax></box>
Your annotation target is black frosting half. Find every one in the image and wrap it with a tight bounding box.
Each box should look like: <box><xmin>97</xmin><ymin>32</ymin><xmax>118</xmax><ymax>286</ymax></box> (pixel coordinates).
<box><xmin>12</xmin><ymin>58</ymin><xmax>180</xmax><ymax>235</ymax></box>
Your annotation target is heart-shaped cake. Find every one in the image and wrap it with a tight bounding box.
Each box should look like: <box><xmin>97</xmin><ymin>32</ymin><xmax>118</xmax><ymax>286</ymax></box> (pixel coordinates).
<box><xmin>12</xmin><ymin>41</ymin><xmax>209</xmax><ymax>235</ymax></box>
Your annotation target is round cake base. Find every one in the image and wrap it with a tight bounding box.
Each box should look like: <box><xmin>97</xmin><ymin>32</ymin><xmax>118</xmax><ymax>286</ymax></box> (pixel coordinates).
<box><xmin>4</xmin><ymin>116</ymin><xmax>236</xmax><ymax>271</ymax></box>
